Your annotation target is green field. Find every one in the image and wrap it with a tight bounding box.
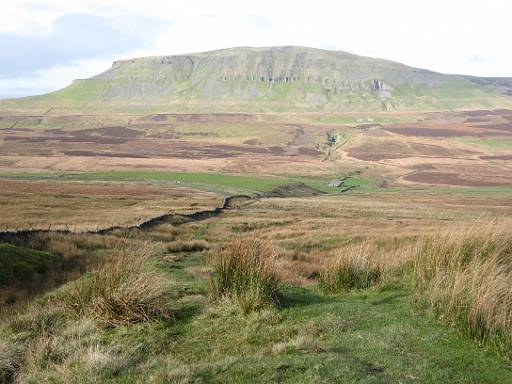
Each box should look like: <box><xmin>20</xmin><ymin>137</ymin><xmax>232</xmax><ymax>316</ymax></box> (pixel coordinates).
<box><xmin>4</xmin><ymin>170</ymin><xmax>512</xmax><ymax>197</ymax></box>
<box><xmin>150</xmin><ymin>252</ymin><xmax>512</xmax><ymax>384</ymax></box>
<box><xmin>0</xmin><ymin>171</ymin><xmax>364</xmax><ymax>195</ymax></box>
<box><xmin>0</xmin><ymin>243</ymin><xmax>61</xmax><ymax>287</ymax></box>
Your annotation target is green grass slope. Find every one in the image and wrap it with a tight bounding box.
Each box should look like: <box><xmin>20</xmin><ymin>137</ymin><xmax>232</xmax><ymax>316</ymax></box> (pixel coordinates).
<box><xmin>3</xmin><ymin>246</ymin><xmax>511</xmax><ymax>383</ymax></box>
<box><xmin>0</xmin><ymin>243</ymin><xmax>61</xmax><ymax>287</ymax></box>
<box><xmin>2</xmin><ymin>46</ymin><xmax>512</xmax><ymax>113</ymax></box>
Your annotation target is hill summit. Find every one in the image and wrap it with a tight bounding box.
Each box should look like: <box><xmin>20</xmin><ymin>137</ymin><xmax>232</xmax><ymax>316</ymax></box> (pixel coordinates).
<box><xmin>2</xmin><ymin>46</ymin><xmax>512</xmax><ymax>112</ymax></box>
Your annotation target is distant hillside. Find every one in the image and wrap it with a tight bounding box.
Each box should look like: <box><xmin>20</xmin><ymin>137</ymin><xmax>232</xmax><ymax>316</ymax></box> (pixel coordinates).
<box><xmin>2</xmin><ymin>46</ymin><xmax>512</xmax><ymax>113</ymax></box>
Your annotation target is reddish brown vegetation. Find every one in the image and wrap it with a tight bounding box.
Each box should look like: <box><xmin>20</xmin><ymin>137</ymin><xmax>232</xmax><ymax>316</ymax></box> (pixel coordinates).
<box><xmin>403</xmin><ymin>171</ymin><xmax>512</xmax><ymax>187</ymax></box>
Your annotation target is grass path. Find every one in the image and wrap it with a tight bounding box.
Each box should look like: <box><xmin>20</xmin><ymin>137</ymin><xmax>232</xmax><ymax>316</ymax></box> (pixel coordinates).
<box><xmin>3</xmin><ymin>209</ymin><xmax>512</xmax><ymax>382</ymax></box>
<box><xmin>138</xmin><ymin>251</ymin><xmax>512</xmax><ymax>383</ymax></box>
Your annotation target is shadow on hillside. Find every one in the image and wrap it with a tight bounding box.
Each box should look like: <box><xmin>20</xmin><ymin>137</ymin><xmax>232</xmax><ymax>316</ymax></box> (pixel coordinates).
<box><xmin>173</xmin><ymin>299</ymin><xmax>203</xmax><ymax>323</ymax></box>
<box><xmin>370</xmin><ymin>292</ymin><xmax>407</xmax><ymax>306</ymax></box>
<box><xmin>279</xmin><ymin>285</ymin><xmax>335</xmax><ymax>309</ymax></box>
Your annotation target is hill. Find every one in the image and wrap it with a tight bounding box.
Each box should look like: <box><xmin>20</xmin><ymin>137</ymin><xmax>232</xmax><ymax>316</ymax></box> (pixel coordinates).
<box><xmin>2</xmin><ymin>46</ymin><xmax>512</xmax><ymax>113</ymax></box>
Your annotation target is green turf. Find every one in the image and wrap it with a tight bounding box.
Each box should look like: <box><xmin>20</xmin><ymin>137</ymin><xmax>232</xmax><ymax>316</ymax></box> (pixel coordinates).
<box><xmin>0</xmin><ymin>171</ymin><xmax>356</xmax><ymax>195</ymax></box>
<box><xmin>162</xmin><ymin>287</ymin><xmax>512</xmax><ymax>383</ymax></box>
<box><xmin>3</xmin><ymin>218</ymin><xmax>512</xmax><ymax>382</ymax></box>
<box><xmin>151</xmin><ymin>248</ymin><xmax>512</xmax><ymax>383</ymax></box>
<box><xmin>4</xmin><ymin>170</ymin><xmax>512</xmax><ymax>198</ymax></box>
<box><xmin>11</xmin><ymin>248</ymin><xmax>510</xmax><ymax>383</ymax></box>
<box><xmin>0</xmin><ymin>243</ymin><xmax>61</xmax><ymax>287</ymax></box>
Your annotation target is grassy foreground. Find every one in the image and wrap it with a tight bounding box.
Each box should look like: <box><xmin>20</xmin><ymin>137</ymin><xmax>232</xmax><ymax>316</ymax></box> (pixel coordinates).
<box><xmin>1</xmin><ymin>227</ymin><xmax>512</xmax><ymax>383</ymax></box>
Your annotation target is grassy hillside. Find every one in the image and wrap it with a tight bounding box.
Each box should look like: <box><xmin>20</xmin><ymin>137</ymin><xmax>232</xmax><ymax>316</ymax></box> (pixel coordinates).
<box><xmin>0</xmin><ymin>244</ymin><xmax>61</xmax><ymax>287</ymax></box>
<box><xmin>2</xmin><ymin>46</ymin><xmax>512</xmax><ymax>113</ymax></box>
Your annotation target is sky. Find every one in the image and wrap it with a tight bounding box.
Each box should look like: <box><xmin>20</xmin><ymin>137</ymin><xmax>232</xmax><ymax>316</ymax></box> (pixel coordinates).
<box><xmin>1</xmin><ymin>0</ymin><xmax>511</xmax><ymax>98</ymax></box>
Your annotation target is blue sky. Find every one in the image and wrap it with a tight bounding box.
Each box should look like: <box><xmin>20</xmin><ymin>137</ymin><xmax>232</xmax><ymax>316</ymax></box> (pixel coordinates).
<box><xmin>1</xmin><ymin>0</ymin><xmax>511</xmax><ymax>98</ymax></box>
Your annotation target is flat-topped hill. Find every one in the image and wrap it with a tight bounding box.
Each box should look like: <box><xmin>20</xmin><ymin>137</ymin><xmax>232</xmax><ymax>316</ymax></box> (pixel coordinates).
<box><xmin>2</xmin><ymin>46</ymin><xmax>512</xmax><ymax>113</ymax></box>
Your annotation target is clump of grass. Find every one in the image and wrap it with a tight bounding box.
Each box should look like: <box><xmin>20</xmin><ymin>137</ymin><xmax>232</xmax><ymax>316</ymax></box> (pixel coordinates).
<box><xmin>319</xmin><ymin>229</ymin><xmax>512</xmax><ymax>355</ymax></box>
<box><xmin>0</xmin><ymin>337</ymin><xmax>23</xmax><ymax>384</ymax></box>
<box><xmin>208</xmin><ymin>237</ymin><xmax>280</xmax><ymax>313</ymax></box>
<box><xmin>318</xmin><ymin>246</ymin><xmax>382</xmax><ymax>293</ymax></box>
<box><xmin>166</xmin><ymin>240</ymin><xmax>209</xmax><ymax>253</ymax></box>
<box><xmin>318</xmin><ymin>240</ymin><xmax>412</xmax><ymax>294</ymax></box>
<box><xmin>62</xmin><ymin>243</ymin><xmax>172</xmax><ymax>327</ymax></box>
<box><xmin>411</xmin><ymin>229</ymin><xmax>512</xmax><ymax>353</ymax></box>
<box><xmin>0</xmin><ymin>303</ymin><xmax>70</xmax><ymax>383</ymax></box>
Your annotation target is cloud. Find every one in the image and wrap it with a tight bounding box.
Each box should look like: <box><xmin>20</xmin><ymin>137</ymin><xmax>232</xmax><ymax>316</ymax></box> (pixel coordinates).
<box><xmin>0</xmin><ymin>12</ymin><xmax>169</xmax><ymax>78</ymax></box>
<box><xmin>247</xmin><ymin>15</ymin><xmax>270</xmax><ymax>31</ymax></box>
<box><xmin>469</xmin><ymin>55</ymin><xmax>497</xmax><ymax>64</ymax></box>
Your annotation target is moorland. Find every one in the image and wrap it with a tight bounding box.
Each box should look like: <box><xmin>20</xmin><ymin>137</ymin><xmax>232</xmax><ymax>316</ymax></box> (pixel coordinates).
<box><xmin>1</xmin><ymin>46</ymin><xmax>512</xmax><ymax>383</ymax></box>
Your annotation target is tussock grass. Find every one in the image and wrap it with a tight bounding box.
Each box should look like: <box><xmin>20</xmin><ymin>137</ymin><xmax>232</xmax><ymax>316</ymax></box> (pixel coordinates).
<box><xmin>62</xmin><ymin>243</ymin><xmax>172</xmax><ymax>326</ymax></box>
<box><xmin>318</xmin><ymin>243</ymin><xmax>409</xmax><ymax>293</ymax></box>
<box><xmin>0</xmin><ymin>337</ymin><xmax>23</xmax><ymax>384</ymax></box>
<box><xmin>411</xmin><ymin>229</ymin><xmax>512</xmax><ymax>353</ymax></box>
<box><xmin>318</xmin><ymin>228</ymin><xmax>512</xmax><ymax>355</ymax></box>
<box><xmin>208</xmin><ymin>237</ymin><xmax>280</xmax><ymax>313</ymax></box>
<box><xmin>319</xmin><ymin>247</ymin><xmax>382</xmax><ymax>293</ymax></box>
<box><xmin>0</xmin><ymin>304</ymin><xmax>69</xmax><ymax>383</ymax></box>
<box><xmin>166</xmin><ymin>240</ymin><xmax>209</xmax><ymax>253</ymax></box>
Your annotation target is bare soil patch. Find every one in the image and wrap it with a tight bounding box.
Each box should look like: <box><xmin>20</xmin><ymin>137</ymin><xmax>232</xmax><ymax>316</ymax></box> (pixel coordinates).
<box><xmin>139</xmin><ymin>113</ymin><xmax>258</xmax><ymax>124</ymax></box>
<box><xmin>298</xmin><ymin>147</ymin><xmax>322</xmax><ymax>156</ymax></box>
<box><xmin>385</xmin><ymin>110</ymin><xmax>512</xmax><ymax>138</ymax></box>
<box><xmin>474</xmin><ymin>123</ymin><xmax>512</xmax><ymax>132</ymax></box>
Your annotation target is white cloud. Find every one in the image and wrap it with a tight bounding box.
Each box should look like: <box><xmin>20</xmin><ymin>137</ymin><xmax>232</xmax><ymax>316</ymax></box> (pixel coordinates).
<box><xmin>246</xmin><ymin>15</ymin><xmax>270</xmax><ymax>31</ymax></box>
<box><xmin>1</xmin><ymin>0</ymin><xmax>511</xmax><ymax>97</ymax></box>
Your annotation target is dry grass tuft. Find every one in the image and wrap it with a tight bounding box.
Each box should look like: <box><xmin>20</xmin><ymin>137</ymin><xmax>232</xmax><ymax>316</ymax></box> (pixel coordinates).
<box><xmin>0</xmin><ymin>337</ymin><xmax>23</xmax><ymax>384</ymax></box>
<box><xmin>166</xmin><ymin>240</ymin><xmax>209</xmax><ymax>253</ymax></box>
<box><xmin>62</xmin><ymin>242</ymin><xmax>172</xmax><ymax>326</ymax></box>
<box><xmin>318</xmin><ymin>227</ymin><xmax>512</xmax><ymax>353</ymax></box>
<box><xmin>208</xmin><ymin>237</ymin><xmax>280</xmax><ymax>314</ymax></box>
<box><xmin>411</xmin><ymin>228</ymin><xmax>512</xmax><ymax>352</ymax></box>
<box><xmin>318</xmin><ymin>243</ymin><xmax>409</xmax><ymax>293</ymax></box>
